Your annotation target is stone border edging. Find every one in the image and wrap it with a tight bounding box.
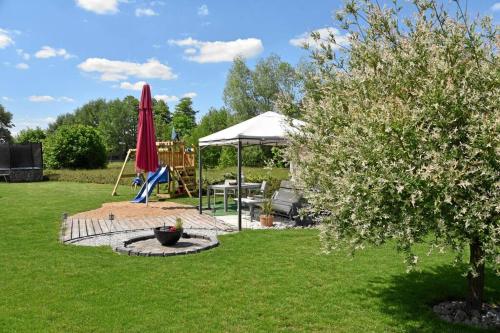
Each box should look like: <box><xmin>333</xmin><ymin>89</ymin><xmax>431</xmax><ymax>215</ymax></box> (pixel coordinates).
<box><xmin>114</xmin><ymin>233</ymin><xmax>219</xmax><ymax>257</ymax></box>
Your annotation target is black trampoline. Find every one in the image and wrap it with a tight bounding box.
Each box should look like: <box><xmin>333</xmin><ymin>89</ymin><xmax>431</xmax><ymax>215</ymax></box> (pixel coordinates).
<box><xmin>0</xmin><ymin>143</ymin><xmax>43</xmax><ymax>182</ymax></box>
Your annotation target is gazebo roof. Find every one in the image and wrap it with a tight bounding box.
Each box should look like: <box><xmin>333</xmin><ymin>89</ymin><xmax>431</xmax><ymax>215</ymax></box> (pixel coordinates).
<box><xmin>199</xmin><ymin>111</ymin><xmax>304</xmax><ymax>147</ymax></box>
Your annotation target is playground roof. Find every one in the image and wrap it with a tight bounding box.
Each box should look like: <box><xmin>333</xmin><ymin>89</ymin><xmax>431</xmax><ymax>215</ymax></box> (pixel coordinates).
<box><xmin>198</xmin><ymin>111</ymin><xmax>304</xmax><ymax>147</ymax></box>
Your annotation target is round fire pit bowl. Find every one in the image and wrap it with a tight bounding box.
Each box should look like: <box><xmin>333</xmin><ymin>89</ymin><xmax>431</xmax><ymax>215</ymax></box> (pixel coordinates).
<box><xmin>153</xmin><ymin>226</ymin><xmax>182</xmax><ymax>246</ymax></box>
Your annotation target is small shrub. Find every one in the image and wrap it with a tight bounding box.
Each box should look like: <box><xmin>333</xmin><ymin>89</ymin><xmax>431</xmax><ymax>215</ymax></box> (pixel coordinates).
<box><xmin>44</xmin><ymin>125</ymin><xmax>108</xmax><ymax>169</ymax></box>
<box><xmin>261</xmin><ymin>199</ymin><xmax>273</xmax><ymax>216</ymax></box>
<box><xmin>242</xmin><ymin>146</ymin><xmax>265</xmax><ymax>167</ymax></box>
<box><xmin>175</xmin><ymin>218</ymin><xmax>183</xmax><ymax>230</ymax></box>
<box><xmin>218</xmin><ymin>147</ymin><xmax>236</xmax><ymax>167</ymax></box>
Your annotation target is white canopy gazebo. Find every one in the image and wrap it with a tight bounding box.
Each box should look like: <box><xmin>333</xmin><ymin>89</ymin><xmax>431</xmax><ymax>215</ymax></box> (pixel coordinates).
<box><xmin>198</xmin><ymin>111</ymin><xmax>304</xmax><ymax>230</ymax></box>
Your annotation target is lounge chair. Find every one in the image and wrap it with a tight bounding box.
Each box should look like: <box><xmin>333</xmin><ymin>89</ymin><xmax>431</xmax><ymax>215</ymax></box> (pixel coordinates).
<box><xmin>269</xmin><ymin>180</ymin><xmax>303</xmax><ymax>220</ymax></box>
<box><xmin>265</xmin><ymin>180</ymin><xmax>313</xmax><ymax>226</ymax></box>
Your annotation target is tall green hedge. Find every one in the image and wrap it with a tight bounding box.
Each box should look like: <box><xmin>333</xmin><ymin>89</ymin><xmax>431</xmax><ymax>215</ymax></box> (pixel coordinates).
<box><xmin>44</xmin><ymin>125</ymin><xmax>107</xmax><ymax>169</ymax></box>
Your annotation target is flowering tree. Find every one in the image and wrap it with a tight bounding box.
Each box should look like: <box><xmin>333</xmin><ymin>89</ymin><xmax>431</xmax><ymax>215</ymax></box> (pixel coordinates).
<box><xmin>287</xmin><ymin>0</ymin><xmax>498</xmax><ymax>312</ymax></box>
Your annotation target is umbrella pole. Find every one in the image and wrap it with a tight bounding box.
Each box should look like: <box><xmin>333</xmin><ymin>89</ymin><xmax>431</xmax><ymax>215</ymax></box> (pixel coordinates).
<box><xmin>146</xmin><ymin>177</ymin><xmax>149</xmax><ymax>206</ymax></box>
<box><xmin>198</xmin><ymin>145</ymin><xmax>203</xmax><ymax>214</ymax></box>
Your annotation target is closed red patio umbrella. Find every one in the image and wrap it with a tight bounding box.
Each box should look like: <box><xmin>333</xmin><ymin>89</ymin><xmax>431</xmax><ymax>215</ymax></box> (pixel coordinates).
<box><xmin>135</xmin><ymin>83</ymin><xmax>158</xmax><ymax>204</ymax></box>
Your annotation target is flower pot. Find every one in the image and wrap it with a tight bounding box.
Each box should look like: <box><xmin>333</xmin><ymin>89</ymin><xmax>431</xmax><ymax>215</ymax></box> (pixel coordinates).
<box><xmin>154</xmin><ymin>227</ymin><xmax>182</xmax><ymax>246</ymax></box>
<box><xmin>260</xmin><ymin>215</ymin><xmax>274</xmax><ymax>227</ymax></box>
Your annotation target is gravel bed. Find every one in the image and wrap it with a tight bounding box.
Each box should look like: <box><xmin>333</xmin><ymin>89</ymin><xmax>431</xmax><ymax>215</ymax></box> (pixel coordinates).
<box><xmin>433</xmin><ymin>300</ymin><xmax>500</xmax><ymax>329</ymax></box>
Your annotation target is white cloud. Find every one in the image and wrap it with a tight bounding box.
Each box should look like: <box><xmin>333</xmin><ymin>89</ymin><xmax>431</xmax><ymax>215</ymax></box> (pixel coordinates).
<box><xmin>102</xmin><ymin>73</ymin><xmax>128</xmax><ymax>81</ymax></box>
<box><xmin>289</xmin><ymin>27</ymin><xmax>349</xmax><ymax>50</ymax></box>
<box><xmin>492</xmin><ymin>3</ymin><xmax>500</xmax><ymax>11</ymax></box>
<box><xmin>0</xmin><ymin>28</ymin><xmax>14</xmax><ymax>49</ymax></box>
<box><xmin>154</xmin><ymin>94</ymin><xmax>179</xmax><ymax>103</ymax></box>
<box><xmin>78</xmin><ymin>57</ymin><xmax>177</xmax><ymax>81</ymax></box>
<box><xmin>15</xmin><ymin>63</ymin><xmax>29</xmax><ymax>70</ymax></box>
<box><xmin>182</xmin><ymin>92</ymin><xmax>197</xmax><ymax>99</ymax></box>
<box><xmin>135</xmin><ymin>8</ymin><xmax>158</xmax><ymax>17</ymax></box>
<box><xmin>28</xmin><ymin>96</ymin><xmax>75</xmax><ymax>102</ymax></box>
<box><xmin>197</xmin><ymin>4</ymin><xmax>209</xmax><ymax>16</ymax></box>
<box><xmin>29</xmin><ymin>95</ymin><xmax>55</xmax><ymax>102</ymax></box>
<box><xmin>150</xmin><ymin>1</ymin><xmax>165</xmax><ymax>6</ymax></box>
<box><xmin>119</xmin><ymin>80</ymin><xmax>147</xmax><ymax>90</ymax></box>
<box><xmin>153</xmin><ymin>92</ymin><xmax>196</xmax><ymax>103</ymax></box>
<box><xmin>2</xmin><ymin>96</ymin><xmax>12</xmax><ymax>102</ymax></box>
<box><xmin>16</xmin><ymin>49</ymin><xmax>30</xmax><ymax>60</ymax></box>
<box><xmin>75</xmin><ymin>0</ymin><xmax>119</xmax><ymax>14</ymax></box>
<box><xmin>35</xmin><ymin>46</ymin><xmax>74</xmax><ymax>59</ymax></box>
<box><xmin>58</xmin><ymin>96</ymin><xmax>75</xmax><ymax>102</ymax></box>
<box><xmin>168</xmin><ymin>37</ymin><xmax>263</xmax><ymax>63</ymax></box>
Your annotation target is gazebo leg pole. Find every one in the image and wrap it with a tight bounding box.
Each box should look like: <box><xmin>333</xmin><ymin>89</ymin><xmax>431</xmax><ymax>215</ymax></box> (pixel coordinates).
<box><xmin>237</xmin><ymin>140</ymin><xmax>242</xmax><ymax>231</ymax></box>
<box><xmin>198</xmin><ymin>145</ymin><xmax>203</xmax><ymax>214</ymax></box>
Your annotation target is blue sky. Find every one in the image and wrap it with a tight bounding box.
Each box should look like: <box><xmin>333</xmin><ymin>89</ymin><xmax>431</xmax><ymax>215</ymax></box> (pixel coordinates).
<box><xmin>0</xmin><ymin>0</ymin><xmax>498</xmax><ymax>135</ymax></box>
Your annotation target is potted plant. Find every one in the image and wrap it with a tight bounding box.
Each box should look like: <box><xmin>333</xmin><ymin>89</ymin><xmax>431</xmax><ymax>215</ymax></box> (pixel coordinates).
<box><xmin>259</xmin><ymin>199</ymin><xmax>274</xmax><ymax>227</ymax></box>
<box><xmin>154</xmin><ymin>218</ymin><xmax>184</xmax><ymax>246</ymax></box>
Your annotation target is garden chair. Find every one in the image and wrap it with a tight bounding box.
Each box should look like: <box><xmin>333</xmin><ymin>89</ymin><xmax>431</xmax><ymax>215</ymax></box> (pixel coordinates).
<box><xmin>249</xmin><ymin>180</ymin><xmax>267</xmax><ymax>198</ymax></box>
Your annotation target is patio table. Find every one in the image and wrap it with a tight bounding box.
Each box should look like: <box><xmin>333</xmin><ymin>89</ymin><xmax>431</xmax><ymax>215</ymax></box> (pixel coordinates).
<box><xmin>207</xmin><ymin>182</ymin><xmax>261</xmax><ymax>212</ymax></box>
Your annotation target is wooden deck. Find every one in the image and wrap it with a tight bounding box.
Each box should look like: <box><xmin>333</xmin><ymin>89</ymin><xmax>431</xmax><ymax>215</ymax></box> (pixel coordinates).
<box><xmin>60</xmin><ymin>210</ymin><xmax>235</xmax><ymax>243</ymax></box>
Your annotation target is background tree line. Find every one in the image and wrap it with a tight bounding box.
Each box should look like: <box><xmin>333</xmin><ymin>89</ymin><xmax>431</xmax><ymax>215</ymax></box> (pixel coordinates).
<box><xmin>45</xmin><ymin>95</ymin><xmax>197</xmax><ymax>159</ymax></box>
<box><xmin>3</xmin><ymin>54</ymin><xmax>304</xmax><ymax>169</ymax></box>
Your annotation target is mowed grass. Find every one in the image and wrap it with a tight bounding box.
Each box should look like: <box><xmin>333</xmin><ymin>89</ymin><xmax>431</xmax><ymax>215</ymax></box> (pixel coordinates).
<box><xmin>0</xmin><ymin>182</ymin><xmax>498</xmax><ymax>332</ymax></box>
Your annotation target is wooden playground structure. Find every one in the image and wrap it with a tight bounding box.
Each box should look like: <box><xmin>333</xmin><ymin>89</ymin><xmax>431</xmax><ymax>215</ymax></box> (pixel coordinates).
<box><xmin>112</xmin><ymin>141</ymin><xmax>196</xmax><ymax>198</ymax></box>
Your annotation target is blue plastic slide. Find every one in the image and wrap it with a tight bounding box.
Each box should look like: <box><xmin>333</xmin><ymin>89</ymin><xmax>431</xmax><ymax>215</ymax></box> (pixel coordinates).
<box><xmin>131</xmin><ymin>166</ymin><xmax>169</xmax><ymax>203</ymax></box>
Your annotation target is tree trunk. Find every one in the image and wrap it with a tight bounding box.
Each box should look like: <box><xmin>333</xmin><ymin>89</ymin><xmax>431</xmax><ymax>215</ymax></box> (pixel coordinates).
<box><xmin>466</xmin><ymin>236</ymin><xmax>484</xmax><ymax>312</ymax></box>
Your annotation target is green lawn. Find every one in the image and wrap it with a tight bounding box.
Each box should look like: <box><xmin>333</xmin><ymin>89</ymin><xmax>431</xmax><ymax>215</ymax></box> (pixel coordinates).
<box><xmin>0</xmin><ymin>181</ymin><xmax>498</xmax><ymax>332</ymax></box>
